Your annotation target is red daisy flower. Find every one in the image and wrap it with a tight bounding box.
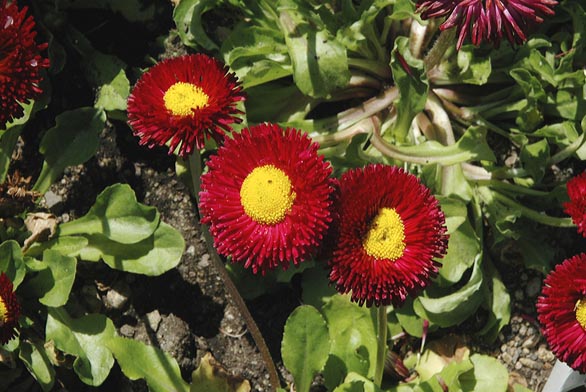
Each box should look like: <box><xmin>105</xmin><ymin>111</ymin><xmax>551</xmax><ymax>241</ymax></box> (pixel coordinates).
<box><xmin>0</xmin><ymin>272</ymin><xmax>20</xmax><ymax>344</ymax></box>
<box><xmin>328</xmin><ymin>164</ymin><xmax>449</xmax><ymax>307</ymax></box>
<box><xmin>537</xmin><ymin>253</ymin><xmax>586</xmax><ymax>373</ymax></box>
<box><xmin>564</xmin><ymin>172</ymin><xmax>586</xmax><ymax>237</ymax></box>
<box><xmin>199</xmin><ymin>123</ymin><xmax>335</xmax><ymax>274</ymax></box>
<box><xmin>127</xmin><ymin>54</ymin><xmax>245</xmax><ymax>157</ymax></box>
<box><xmin>416</xmin><ymin>0</ymin><xmax>557</xmax><ymax>49</ymax></box>
<box><xmin>0</xmin><ymin>0</ymin><xmax>50</xmax><ymax>129</ymax></box>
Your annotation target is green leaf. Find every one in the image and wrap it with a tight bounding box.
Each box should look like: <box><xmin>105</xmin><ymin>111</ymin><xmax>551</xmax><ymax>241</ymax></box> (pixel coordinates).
<box><xmin>414</xmin><ymin>254</ymin><xmax>483</xmax><ymax>327</ymax></box>
<box><xmin>244</xmin><ymin>82</ymin><xmax>313</xmax><ymax>124</ymax></box>
<box><xmin>27</xmin><ymin>249</ymin><xmax>77</xmax><ymax>307</ymax></box>
<box><xmin>25</xmin><ymin>236</ymin><xmax>89</xmax><ymax>259</ymax></box>
<box><xmin>459</xmin><ymin>354</ymin><xmax>508</xmax><ymax>392</ymax></box>
<box><xmin>301</xmin><ymin>266</ymin><xmax>338</xmax><ymax>309</ymax></box>
<box><xmin>107</xmin><ymin>336</ymin><xmax>189</xmax><ymax>392</ymax></box>
<box><xmin>477</xmin><ymin>258</ymin><xmax>511</xmax><ymax>342</ymax></box>
<box><xmin>389</xmin><ymin>36</ymin><xmax>428</xmax><ymax>141</ymax></box>
<box><xmin>33</xmin><ymin>107</ymin><xmax>106</xmax><ymax>194</ymax></box>
<box><xmin>173</xmin><ymin>0</ymin><xmax>221</xmax><ymax>50</ymax></box>
<box><xmin>278</xmin><ymin>0</ymin><xmax>351</xmax><ymax>97</ymax></box>
<box><xmin>46</xmin><ymin>309</ymin><xmax>116</xmax><ymax>386</ymax></box>
<box><xmin>222</xmin><ymin>24</ymin><xmax>291</xmax><ymax>89</ymax></box>
<box><xmin>282</xmin><ymin>305</ymin><xmax>330</xmax><ymax>392</ymax></box>
<box><xmin>516</xmin><ymin>234</ymin><xmax>554</xmax><ymax>274</ymax></box>
<box><xmin>0</xmin><ymin>240</ymin><xmax>26</xmax><ymax>288</ymax></box>
<box><xmin>79</xmin><ymin>221</ymin><xmax>184</xmax><ymax>276</ymax></box>
<box><xmin>0</xmin><ymin>99</ymin><xmax>34</xmax><ymax>181</ymax></box>
<box><xmin>58</xmin><ymin>183</ymin><xmax>160</xmax><ymax>244</ymax></box>
<box><xmin>321</xmin><ymin>295</ymin><xmax>377</xmax><ymax>390</ymax></box>
<box><xmin>437</xmin><ymin>196</ymin><xmax>467</xmax><ymax>233</ymax></box>
<box><xmin>19</xmin><ymin>340</ymin><xmax>56</xmax><ymax>391</ymax></box>
<box><xmin>384</xmin><ymin>126</ymin><xmax>496</xmax><ymax>166</ymax></box>
<box><xmin>520</xmin><ymin>139</ymin><xmax>549</xmax><ymax>182</ymax></box>
<box><xmin>441</xmin><ymin>45</ymin><xmax>491</xmax><ymax>85</ymax></box>
<box><xmin>94</xmin><ymin>67</ymin><xmax>130</xmax><ymax>111</ymax></box>
<box><xmin>438</xmin><ymin>217</ymin><xmax>480</xmax><ymax>285</ymax></box>
<box><xmin>333</xmin><ymin>372</ymin><xmax>385</xmax><ymax>392</ymax></box>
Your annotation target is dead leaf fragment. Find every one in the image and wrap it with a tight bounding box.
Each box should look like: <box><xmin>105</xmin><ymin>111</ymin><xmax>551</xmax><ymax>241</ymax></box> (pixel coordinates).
<box><xmin>191</xmin><ymin>352</ymin><xmax>251</xmax><ymax>392</ymax></box>
<box><xmin>23</xmin><ymin>212</ymin><xmax>57</xmax><ymax>251</ymax></box>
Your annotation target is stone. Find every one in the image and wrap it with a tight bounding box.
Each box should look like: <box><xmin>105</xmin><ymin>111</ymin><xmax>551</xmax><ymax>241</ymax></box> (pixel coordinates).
<box><xmin>104</xmin><ymin>280</ymin><xmax>131</xmax><ymax>310</ymax></box>
<box><xmin>146</xmin><ymin>310</ymin><xmax>162</xmax><ymax>332</ymax></box>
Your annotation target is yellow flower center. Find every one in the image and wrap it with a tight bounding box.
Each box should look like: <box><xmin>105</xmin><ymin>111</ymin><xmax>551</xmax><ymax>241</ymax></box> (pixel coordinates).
<box><xmin>363</xmin><ymin>207</ymin><xmax>406</xmax><ymax>261</ymax></box>
<box><xmin>163</xmin><ymin>82</ymin><xmax>209</xmax><ymax>116</ymax></box>
<box><xmin>240</xmin><ymin>165</ymin><xmax>296</xmax><ymax>225</ymax></box>
<box><xmin>0</xmin><ymin>296</ymin><xmax>7</xmax><ymax>327</ymax></box>
<box><xmin>576</xmin><ymin>299</ymin><xmax>586</xmax><ymax>330</ymax></box>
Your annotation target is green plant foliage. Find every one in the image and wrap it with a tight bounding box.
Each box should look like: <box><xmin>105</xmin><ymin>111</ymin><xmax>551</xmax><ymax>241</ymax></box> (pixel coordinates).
<box><xmin>0</xmin><ymin>240</ymin><xmax>26</xmax><ymax>288</ymax></box>
<box><xmin>33</xmin><ymin>107</ymin><xmax>106</xmax><ymax>193</ymax></box>
<box><xmin>278</xmin><ymin>0</ymin><xmax>351</xmax><ymax>98</ymax></box>
<box><xmin>45</xmin><ymin>309</ymin><xmax>116</xmax><ymax>386</ymax></box>
<box><xmin>79</xmin><ymin>221</ymin><xmax>184</xmax><ymax>275</ymax></box>
<box><xmin>389</xmin><ymin>37</ymin><xmax>428</xmax><ymax>141</ymax></box>
<box><xmin>18</xmin><ymin>340</ymin><xmax>56</xmax><ymax>392</ymax></box>
<box><xmin>478</xmin><ymin>258</ymin><xmax>511</xmax><ymax>341</ymax></box>
<box><xmin>414</xmin><ymin>255</ymin><xmax>484</xmax><ymax>327</ymax></box>
<box><xmin>58</xmin><ymin>183</ymin><xmax>160</xmax><ymax>244</ymax></box>
<box><xmin>460</xmin><ymin>354</ymin><xmax>509</xmax><ymax>392</ymax></box>
<box><xmin>282</xmin><ymin>305</ymin><xmax>330</xmax><ymax>392</ymax></box>
<box><xmin>107</xmin><ymin>336</ymin><xmax>189</xmax><ymax>392</ymax></box>
<box><xmin>333</xmin><ymin>372</ymin><xmax>384</xmax><ymax>392</ymax></box>
<box><xmin>321</xmin><ymin>295</ymin><xmax>377</xmax><ymax>390</ymax></box>
<box><xmin>35</xmin><ymin>250</ymin><xmax>77</xmax><ymax>307</ymax></box>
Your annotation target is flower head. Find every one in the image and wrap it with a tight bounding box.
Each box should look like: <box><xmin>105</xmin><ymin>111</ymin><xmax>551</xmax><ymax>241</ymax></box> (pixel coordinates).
<box><xmin>0</xmin><ymin>0</ymin><xmax>50</xmax><ymax>129</ymax></box>
<box><xmin>328</xmin><ymin>164</ymin><xmax>448</xmax><ymax>307</ymax></box>
<box><xmin>0</xmin><ymin>272</ymin><xmax>20</xmax><ymax>345</ymax></box>
<box><xmin>416</xmin><ymin>0</ymin><xmax>557</xmax><ymax>49</ymax></box>
<box><xmin>127</xmin><ymin>54</ymin><xmax>245</xmax><ymax>157</ymax></box>
<box><xmin>199</xmin><ymin>123</ymin><xmax>335</xmax><ymax>274</ymax></box>
<box><xmin>537</xmin><ymin>253</ymin><xmax>586</xmax><ymax>373</ymax></box>
<box><xmin>564</xmin><ymin>172</ymin><xmax>586</xmax><ymax>237</ymax></box>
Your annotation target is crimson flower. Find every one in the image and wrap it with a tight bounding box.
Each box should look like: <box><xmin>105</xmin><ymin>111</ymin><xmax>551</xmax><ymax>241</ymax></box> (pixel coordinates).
<box><xmin>416</xmin><ymin>0</ymin><xmax>557</xmax><ymax>49</ymax></box>
<box><xmin>0</xmin><ymin>0</ymin><xmax>50</xmax><ymax>128</ymax></box>
<box><xmin>537</xmin><ymin>253</ymin><xmax>586</xmax><ymax>373</ymax></box>
<box><xmin>328</xmin><ymin>164</ymin><xmax>449</xmax><ymax>307</ymax></box>
<box><xmin>199</xmin><ymin>123</ymin><xmax>335</xmax><ymax>274</ymax></box>
<box><xmin>564</xmin><ymin>172</ymin><xmax>586</xmax><ymax>237</ymax></box>
<box><xmin>127</xmin><ymin>54</ymin><xmax>245</xmax><ymax>157</ymax></box>
<box><xmin>0</xmin><ymin>272</ymin><xmax>20</xmax><ymax>345</ymax></box>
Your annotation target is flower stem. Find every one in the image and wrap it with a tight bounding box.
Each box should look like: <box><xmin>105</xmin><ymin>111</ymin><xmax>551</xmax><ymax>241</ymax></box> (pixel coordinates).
<box><xmin>374</xmin><ymin>305</ymin><xmax>388</xmax><ymax>387</ymax></box>
<box><xmin>490</xmin><ymin>190</ymin><xmax>575</xmax><ymax>228</ymax></box>
<box><xmin>187</xmin><ymin>152</ymin><xmax>281</xmax><ymax>390</ymax></box>
<box><xmin>423</xmin><ymin>28</ymin><xmax>456</xmax><ymax>72</ymax></box>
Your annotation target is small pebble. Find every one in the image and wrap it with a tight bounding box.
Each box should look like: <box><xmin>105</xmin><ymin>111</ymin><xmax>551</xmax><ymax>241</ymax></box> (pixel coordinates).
<box><xmin>104</xmin><ymin>281</ymin><xmax>131</xmax><ymax>310</ymax></box>
<box><xmin>519</xmin><ymin>357</ymin><xmax>540</xmax><ymax>370</ymax></box>
<box><xmin>198</xmin><ymin>254</ymin><xmax>210</xmax><ymax>268</ymax></box>
<box><xmin>522</xmin><ymin>337</ymin><xmax>537</xmax><ymax>349</ymax></box>
<box><xmin>44</xmin><ymin>191</ymin><xmax>63</xmax><ymax>209</ymax></box>
<box><xmin>501</xmin><ymin>352</ymin><xmax>513</xmax><ymax>363</ymax></box>
<box><xmin>146</xmin><ymin>310</ymin><xmax>162</xmax><ymax>331</ymax></box>
<box><xmin>519</xmin><ymin>325</ymin><xmax>527</xmax><ymax>336</ymax></box>
<box><xmin>119</xmin><ymin>324</ymin><xmax>134</xmax><ymax>337</ymax></box>
<box><xmin>514</xmin><ymin>361</ymin><xmax>523</xmax><ymax>370</ymax></box>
